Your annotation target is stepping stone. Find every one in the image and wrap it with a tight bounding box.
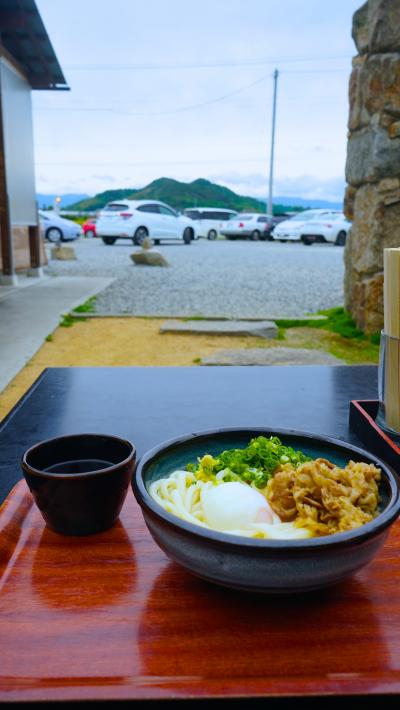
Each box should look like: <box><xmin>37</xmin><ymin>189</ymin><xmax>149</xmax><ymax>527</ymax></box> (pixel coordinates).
<box><xmin>51</xmin><ymin>246</ymin><xmax>77</xmax><ymax>261</ymax></box>
<box><xmin>160</xmin><ymin>319</ymin><xmax>278</xmax><ymax>339</ymax></box>
<box><xmin>130</xmin><ymin>250</ymin><xmax>169</xmax><ymax>266</ymax></box>
<box><xmin>200</xmin><ymin>347</ymin><xmax>344</xmax><ymax>366</ymax></box>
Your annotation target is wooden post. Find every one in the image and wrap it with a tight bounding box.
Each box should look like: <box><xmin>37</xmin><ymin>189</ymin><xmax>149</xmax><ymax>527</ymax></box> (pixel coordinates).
<box><xmin>0</xmin><ymin>85</ymin><xmax>15</xmax><ymax>283</ymax></box>
<box><xmin>0</xmin><ymin>193</ymin><xmax>14</xmax><ymax>279</ymax></box>
<box><xmin>28</xmin><ymin>203</ymin><xmax>42</xmax><ymax>275</ymax></box>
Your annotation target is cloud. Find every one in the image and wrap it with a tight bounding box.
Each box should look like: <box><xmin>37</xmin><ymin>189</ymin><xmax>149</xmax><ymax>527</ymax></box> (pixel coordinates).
<box><xmin>274</xmin><ymin>175</ymin><xmax>346</xmax><ymax>202</ymax></box>
<box><xmin>37</xmin><ymin>174</ymin><xmax>52</xmax><ymax>184</ymax></box>
<box><xmin>90</xmin><ymin>174</ymin><xmax>115</xmax><ymax>182</ymax></box>
<box><xmin>209</xmin><ymin>172</ymin><xmax>346</xmax><ymax>202</ymax></box>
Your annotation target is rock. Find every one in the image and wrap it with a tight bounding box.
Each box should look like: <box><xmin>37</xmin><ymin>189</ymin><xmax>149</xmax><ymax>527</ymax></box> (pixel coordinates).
<box><xmin>352</xmin><ymin>1</ymin><xmax>369</xmax><ymax>54</ymax></box>
<box><xmin>363</xmin><ymin>54</ymin><xmax>400</xmax><ymax>118</ymax></box>
<box><xmin>51</xmin><ymin>246</ymin><xmax>77</xmax><ymax>261</ymax></box>
<box><xmin>344</xmin><ymin>185</ymin><xmax>357</xmax><ymax>220</ymax></box>
<box><xmin>130</xmin><ymin>250</ymin><xmax>169</xmax><ymax>267</ymax></box>
<box><xmin>201</xmin><ymin>347</ymin><xmax>344</xmax><ymax>366</ymax></box>
<box><xmin>347</xmin><ymin>272</ymin><xmax>384</xmax><ymax>334</ymax></box>
<box><xmin>142</xmin><ymin>237</ymin><xmax>153</xmax><ymax>250</ymax></box>
<box><xmin>368</xmin><ymin>0</ymin><xmax>400</xmax><ymax>54</ymax></box>
<box><xmin>377</xmin><ymin>177</ymin><xmax>400</xmax><ymax>191</ymax></box>
<box><xmin>348</xmin><ymin>56</ymin><xmax>369</xmax><ymax>131</ymax></box>
<box><xmin>346</xmin><ymin>184</ymin><xmax>383</xmax><ymax>275</ymax></box>
<box><xmin>160</xmin><ymin>319</ymin><xmax>278</xmax><ymax>339</ymax></box>
<box><xmin>346</xmin><ymin>124</ymin><xmax>400</xmax><ymax>186</ymax></box>
<box><xmin>388</xmin><ymin>121</ymin><xmax>400</xmax><ymax>138</ymax></box>
<box><xmin>344</xmin><ymin>183</ymin><xmax>400</xmax><ymax>278</ymax></box>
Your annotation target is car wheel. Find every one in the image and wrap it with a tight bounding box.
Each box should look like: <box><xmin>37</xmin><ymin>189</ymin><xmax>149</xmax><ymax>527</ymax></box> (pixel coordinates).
<box><xmin>251</xmin><ymin>230</ymin><xmax>260</xmax><ymax>241</ymax></box>
<box><xmin>335</xmin><ymin>230</ymin><xmax>347</xmax><ymax>246</ymax></box>
<box><xmin>302</xmin><ymin>235</ymin><xmax>313</xmax><ymax>246</ymax></box>
<box><xmin>102</xmin><ymin>237</ymin><xmax>117</xmax><ymax>245</ymax></box>
<box><xmin>46</xmin><ymin>227</ymin><xmax>63</xmax><ymax>243</ymax></box>
<box><xmin>207</xmin><ymin>229</ymin><xmax>217</xmax><ymax>240</ymax></box>
<box><xmin>134</xmin><ymin>227</ymin><xmax>148</xmax><ymax>246</ymax></box>
<box><xmin>183</xmin><ymin>227</ymin><xmax>192</xmax><ymax>245</ymax></box>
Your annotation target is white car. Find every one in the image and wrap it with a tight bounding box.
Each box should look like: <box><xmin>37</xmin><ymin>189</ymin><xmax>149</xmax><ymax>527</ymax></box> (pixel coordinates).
<box><xmin>220</xmin><ymin>213</ymin><xmax>273</xmax><ymax>240</ymax></box>
<box><xmin>183</xmin><ymin>207</ymin><xmax>237</xmax><ymax>240</ymax></box>
<box><xmin>271</xmin><ymin>209</ymin><xmax>342</xmax><ymax>243</ymax></box>
<box><xmin>96</xmin><ymin>200</ymin><xmax>197</xmax><ymax>245</ymax></box>
<box><xmin>39</xmin><ymin>210</ymin><xmax>82</xmax><ymax>242</ymax></box>
<box><xmin>299</xmin><ymin>213</ymin><xmax>350</xmax><ymax>246</ymax></box>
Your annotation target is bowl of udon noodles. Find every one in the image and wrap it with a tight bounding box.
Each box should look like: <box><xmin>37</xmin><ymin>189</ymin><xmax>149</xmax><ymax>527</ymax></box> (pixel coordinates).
<box><xmin>132</xmin><ymin>428</ymin><xmax>400</xmax><ymax>593</ymax></box>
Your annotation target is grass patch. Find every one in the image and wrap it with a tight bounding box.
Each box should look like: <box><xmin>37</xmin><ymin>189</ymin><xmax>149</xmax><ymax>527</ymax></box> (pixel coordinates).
<box><xmin>327</xmin><ymin>337</ymin><xmax>379</xmax><ymax>364</ymax></box>
<box><xmin>60</xmin><ymin>313</ymin><xmax>87</xmax><ymax>327</ymax></box>
<box><xmin>45</xmin><ymin>334</ymin><xmax>53</xmax><ymax>342</ymax></box>
<box><xmin>73</xmin><ymin>296</ymin><xmax>97</xmax><ymax>314</ymax></box>
<box><xmin>283</xmin><ymin>326</ymin><xmax>379</xmax><ymax>365</ymax></box>
<box><xmin>276</xmin><ymin>308</ymin><xmax>381</xmax><ymax>365</ymax></box>
<box><xmin>276</xmin><ymin>307</ymin><xmax>379</xmax><ymax>345</ymax></box>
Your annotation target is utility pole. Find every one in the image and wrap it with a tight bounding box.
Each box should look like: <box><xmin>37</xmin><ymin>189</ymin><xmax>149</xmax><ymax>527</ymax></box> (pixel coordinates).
<box><xmin>267</xmin><ymin>69</ymin><xmax>279</xmax><ymax>216</ymax></box>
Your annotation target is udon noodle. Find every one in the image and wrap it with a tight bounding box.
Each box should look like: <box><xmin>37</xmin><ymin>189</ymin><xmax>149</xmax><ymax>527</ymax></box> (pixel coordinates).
<box><xmin>149</xmin><ymin>470</ymin><xmax>311</xmax><ymax>539</ymax></box>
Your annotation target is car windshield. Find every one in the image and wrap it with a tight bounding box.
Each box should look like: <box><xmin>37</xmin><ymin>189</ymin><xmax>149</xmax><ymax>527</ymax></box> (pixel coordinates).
<box><xmin>184</xmin><ymin>210</ymin><xmax>200</xmax><ymax>219</ymax></box>
<box><xmin>328</xmin><ymin>213</ymin><xmax>344</xmax><ymax>221</ymax></box>
<box><xmin>289</xmin><ymin>211</ymin><xmax>327</xmax><ymax>222</ymax></box>
<box><xmin>103</xmin><ymin>203</ymin><xmax>130</xmax><ymax>212</ymax></box>
<box><xmin>307</xmin><ymin>212</ymin><xmax>343</xmax><ymax>223</ymax></box>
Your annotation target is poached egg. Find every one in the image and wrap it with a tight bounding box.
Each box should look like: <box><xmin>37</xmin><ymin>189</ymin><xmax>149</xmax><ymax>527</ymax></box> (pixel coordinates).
<box><xmin>201</xmin><ymin>481</ymin><xmax>275</xmax><ymax>532</ymax></box>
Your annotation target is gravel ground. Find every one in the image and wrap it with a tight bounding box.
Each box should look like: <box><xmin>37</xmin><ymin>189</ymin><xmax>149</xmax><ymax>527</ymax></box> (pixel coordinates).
<box><xmin>45</xmin><ymin>238</ymin><xmax>344</xmax><ymax>318</ymax></box>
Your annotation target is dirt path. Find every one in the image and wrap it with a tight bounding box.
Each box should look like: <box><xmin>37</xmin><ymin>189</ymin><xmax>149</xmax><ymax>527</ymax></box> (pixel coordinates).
<box><xmin>0</xmin><ymin>316</ymin><xmax>378</xmax><ymax>421</ymax></box>
<box><xmin>0</xmin><ymin>317</ymin><xmax>269</xmax><ymax>419</ymax></box>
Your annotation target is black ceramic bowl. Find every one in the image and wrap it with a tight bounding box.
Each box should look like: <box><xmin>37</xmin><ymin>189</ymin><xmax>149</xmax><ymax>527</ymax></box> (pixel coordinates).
<box><xmin>22</xmin><ymin>433</ymin><xmax>135</xmax><ymax>536</ymax></box>
<box><xmin>132</xmin><ymin>428</ymin><xmax>400</xmax><ymax>593</ymax></box>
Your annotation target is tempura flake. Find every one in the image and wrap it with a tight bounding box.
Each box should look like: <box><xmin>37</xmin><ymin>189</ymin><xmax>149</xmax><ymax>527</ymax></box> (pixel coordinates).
<box><xmin>265</xmin><ymin>457</ymin><xmax>381</xmax><ymax>536</ymax></box>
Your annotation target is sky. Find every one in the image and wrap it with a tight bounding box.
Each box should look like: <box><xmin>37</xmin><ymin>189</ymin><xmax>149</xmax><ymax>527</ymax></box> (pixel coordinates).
<box><xmin>34</xmin><ymin>0</ymin><xmax>362</xmax><ymax>202</ymax></box>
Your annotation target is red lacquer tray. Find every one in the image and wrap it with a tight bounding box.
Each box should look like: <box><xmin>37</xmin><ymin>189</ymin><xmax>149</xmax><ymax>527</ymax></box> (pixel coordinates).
<box><xmin>2</xmin><ymin>480</ymin><xmax>400</xmax><ymax>703</ymax></box>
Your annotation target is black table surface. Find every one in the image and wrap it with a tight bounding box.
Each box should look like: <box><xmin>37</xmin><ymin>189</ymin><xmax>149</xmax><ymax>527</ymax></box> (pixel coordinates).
<box><xmin>0</xmin><ymin>365</ymin><xmax>377</xmax><ymax>505</ymax></box>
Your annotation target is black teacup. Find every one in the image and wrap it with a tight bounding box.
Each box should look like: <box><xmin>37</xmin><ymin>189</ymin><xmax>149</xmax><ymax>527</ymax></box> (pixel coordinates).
<box><xmin>21</xmin><ymin>434</ymin><xmax>136</xmax><ymax>535</ymax></box>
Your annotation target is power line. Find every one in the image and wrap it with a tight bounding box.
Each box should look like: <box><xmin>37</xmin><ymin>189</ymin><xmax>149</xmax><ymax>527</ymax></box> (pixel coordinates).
<box><xmin>33</xmin><ymin>68</ymin><xmax>349</xmax><ymax>118</ymax></box>
<box><xmin>34</xmin><ymin>74</ymin><xmax>271</xmax><ymax>116</ymax></box>
<box><xmin>35</xmin><ymin>157</ymin><xmax>266</xmax><ymax>166</ymax></box>
<box><xmin>63</xmin><ymin>53</ymin><xmax>352</xmax><ymax>71</ymax></box>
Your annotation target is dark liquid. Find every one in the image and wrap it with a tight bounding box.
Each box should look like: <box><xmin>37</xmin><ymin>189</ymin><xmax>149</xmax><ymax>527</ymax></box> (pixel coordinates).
<box><xmin>45</xmin><ymin>459</ymin><xmax>113</xmax><ymax>474</ymax></box>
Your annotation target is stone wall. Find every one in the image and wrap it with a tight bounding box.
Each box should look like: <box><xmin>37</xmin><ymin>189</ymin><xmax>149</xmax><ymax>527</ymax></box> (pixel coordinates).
<box><xmin>344</xmin><ymin>0</ymin><xmax>400</xmax><ymax>333</ymax></box>
<box><xmin>0</xmin><ymin>226</ymin><xmax>47</xmax><ymax>272</ymax></box>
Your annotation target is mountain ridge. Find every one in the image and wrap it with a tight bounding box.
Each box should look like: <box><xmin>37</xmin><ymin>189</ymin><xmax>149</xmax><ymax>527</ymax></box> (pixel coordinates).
<box><xmin>37</xmin><ymin>178</ymin><xmax>344</xmax><ymax>213</ymax></box>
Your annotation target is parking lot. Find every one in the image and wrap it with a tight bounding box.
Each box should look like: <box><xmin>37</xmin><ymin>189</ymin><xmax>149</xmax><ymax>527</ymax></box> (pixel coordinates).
<box><xmin>46</xmin><ymin>238</ymin><xmax>344</xmax><ymax>318</ymax></box>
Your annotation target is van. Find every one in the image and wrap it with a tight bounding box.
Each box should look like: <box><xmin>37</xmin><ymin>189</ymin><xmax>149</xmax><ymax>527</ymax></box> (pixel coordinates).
<box><xmin>183</xmin><ymin>207</ymin><xmax>238</xmax><ymax>240</ymax></box>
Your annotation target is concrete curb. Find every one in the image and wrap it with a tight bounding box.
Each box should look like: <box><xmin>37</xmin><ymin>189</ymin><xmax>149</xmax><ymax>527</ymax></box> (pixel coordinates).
<box><xmin>68</xmin><ymin>312</ymin><xmax>328</xmax><ymax>322</ymax></box>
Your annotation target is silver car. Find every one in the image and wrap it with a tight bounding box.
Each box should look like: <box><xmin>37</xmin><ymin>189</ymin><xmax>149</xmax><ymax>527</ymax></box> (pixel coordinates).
<box><xmin>39</xmin><ymin>210</ymin><xmax>82</xmax><ymax>242</ymax></box>
<box><xmin>220</xmin><ymin>213</ymin><xmax>274</xmax><ymax>240</ymax></box>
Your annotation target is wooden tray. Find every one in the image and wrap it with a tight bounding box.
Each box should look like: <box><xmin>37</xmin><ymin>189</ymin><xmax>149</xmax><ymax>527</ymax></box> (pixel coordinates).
<box><xmin>2</xmin><ymin>480</ymin><xmax>400</xmax><ymax>703</ymax></box>
<box><xmin>349</xmin><ymin>400</ymin><xmax>400</xmax><ymax>472</ymax></box>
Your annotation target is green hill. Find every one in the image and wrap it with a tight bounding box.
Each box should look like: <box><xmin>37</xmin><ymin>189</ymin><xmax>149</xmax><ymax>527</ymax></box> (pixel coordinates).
<box><xmin>69</xmin><ymin>188</ymin><xmax>138</xmax><ymax>211</ymax></box>
<box><xmin>69</xmin><ymin>178</ymin><xmax>266</xmax><ymax>212</ymax></box>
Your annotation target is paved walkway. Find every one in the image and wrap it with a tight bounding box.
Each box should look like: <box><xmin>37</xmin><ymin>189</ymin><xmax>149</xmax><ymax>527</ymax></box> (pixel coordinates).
<box><xmin>0</xmin><ymin>275</ymin><xmax>113</xmax><ymax>394</ymax></box>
